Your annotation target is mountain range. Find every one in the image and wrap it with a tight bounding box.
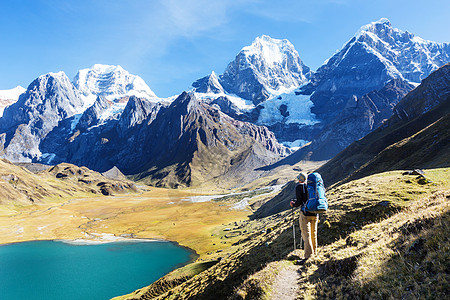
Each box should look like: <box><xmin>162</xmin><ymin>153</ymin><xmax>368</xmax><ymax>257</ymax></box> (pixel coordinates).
<box><xmin>189</xmin><ymin>18</ymin><xmax>449</xmax><ymax>159</ymax></box>
<box><xmin>0</xmin><ymin>18</ymin><xmax>448</xmax><ymax>188</ymax></box>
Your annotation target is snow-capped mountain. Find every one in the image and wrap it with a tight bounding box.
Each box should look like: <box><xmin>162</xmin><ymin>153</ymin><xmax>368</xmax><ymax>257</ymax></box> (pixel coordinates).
<box><xmin>353</xmin><ymin>18</ymin><xmax>449</xmax><ymax>83</ymax></box>
<box><xmin>1</xmin><ymin>72</ymin><xmax>83</xmax><ymax>132</ymax></box>
<box><xmin>301</xmin><ymin>18</ymin><xmax>450</xmax><ymax>121</ymax></box>
<box><xmin>0</xmin><ymin>18</ymin><xmax>448</xmax><ymax>186</ymax></box>
<box><xmin>73</xmin><ymin>64</ymin><xmax>157</xmax><ymax>108</ymax></box>
<box><xmin>287</xmin><ymin>18</ymin><xmax>450</xmax><ymax>159</ymax></box>
<box><xmin>0</xmin><ymin>72</ymin><xmax>84</xmax><ymax>162</ymax></box>
<box><xmin>0</xmin><ymin>86</ymin><xmax>26</xmax><ymax>116</ymax></box>
<box><xmin>0</xmin><ymin>65</ymin><xmax>161</xmax><ymax>162</ymax></box>
<box><xmin>190</xmin><ymin>35</ymin><xmax>315</xmax><ymax>144</ymax></box>
<box><xmin>219</xmin><ymin>35</ymin><xmax>311</xmax><ymax>105</ymax></box>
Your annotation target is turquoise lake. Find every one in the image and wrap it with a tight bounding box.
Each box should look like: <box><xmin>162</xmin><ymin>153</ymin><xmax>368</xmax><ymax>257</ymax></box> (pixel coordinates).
<box><xmin>0</xmin><ymin>240</ymin><xmax>194</xmax><ymax>300</ymax></box>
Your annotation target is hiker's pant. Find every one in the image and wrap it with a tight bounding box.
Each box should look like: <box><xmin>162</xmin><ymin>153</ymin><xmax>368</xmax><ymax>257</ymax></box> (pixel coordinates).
<box><xmin>299</xmin><ymin>213</ymin><xmax>318</xmax><ymax>259</ymax></box>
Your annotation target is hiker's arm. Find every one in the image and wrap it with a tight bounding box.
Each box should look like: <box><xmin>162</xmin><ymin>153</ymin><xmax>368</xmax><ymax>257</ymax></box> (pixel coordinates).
<box><xmin>291</xmin><ymin>184</ymin><xmax>302</xmax><ymax>207</ymax></box>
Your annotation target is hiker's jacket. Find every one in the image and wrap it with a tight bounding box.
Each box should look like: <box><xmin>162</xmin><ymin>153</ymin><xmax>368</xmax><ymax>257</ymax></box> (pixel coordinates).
<box><xmin>293</xmin><ymin>183</ymin><xmax>317</xmax><ymax>216</ymax></box>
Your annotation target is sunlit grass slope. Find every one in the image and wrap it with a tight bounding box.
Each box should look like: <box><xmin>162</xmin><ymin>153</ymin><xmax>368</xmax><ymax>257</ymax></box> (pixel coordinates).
<box><xmin>116</xmin><ymin>168</ymin><xmax>448</xmax><ymax>299</ymax></box>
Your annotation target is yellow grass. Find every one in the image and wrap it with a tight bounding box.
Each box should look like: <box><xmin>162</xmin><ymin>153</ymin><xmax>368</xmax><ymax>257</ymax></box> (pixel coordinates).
<box><xmin>0</xmin><ymin>187</ymin><xmax>249</xmax><ymax>257</ymax></box>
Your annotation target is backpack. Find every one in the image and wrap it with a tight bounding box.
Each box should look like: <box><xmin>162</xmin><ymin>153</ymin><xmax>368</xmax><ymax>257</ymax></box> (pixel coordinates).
<box><xmin>304</xmin><ymin>172</ymin><xmax>328</xmax><ymax>213</ymax></box>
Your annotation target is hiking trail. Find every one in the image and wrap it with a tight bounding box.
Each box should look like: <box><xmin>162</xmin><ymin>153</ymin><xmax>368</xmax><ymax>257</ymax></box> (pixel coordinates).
<box><xmin>269</xmin><ymin>263</ymin><xmax>301</xmax><ymax>300</ymax></box>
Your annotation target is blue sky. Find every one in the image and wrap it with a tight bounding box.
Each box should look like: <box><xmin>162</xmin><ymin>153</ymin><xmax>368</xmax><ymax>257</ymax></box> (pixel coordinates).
<box><xmin>1</xmin><ymin>0</ymin><xmax>449</xmax><ymax>97</ymax></box>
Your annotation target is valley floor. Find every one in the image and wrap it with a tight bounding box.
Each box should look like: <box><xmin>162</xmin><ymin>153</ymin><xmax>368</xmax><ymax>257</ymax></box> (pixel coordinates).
<box><xmin>0</xmin><ymin>188</ymin><xmax>250</xmax><ymax>257</ymax></box>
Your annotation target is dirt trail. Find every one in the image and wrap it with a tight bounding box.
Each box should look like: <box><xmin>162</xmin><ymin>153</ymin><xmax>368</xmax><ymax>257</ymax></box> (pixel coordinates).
<box><xmin>269</xmin><ymin>264</ymin><xmax>301</xmax><ymax>300</ymax></box>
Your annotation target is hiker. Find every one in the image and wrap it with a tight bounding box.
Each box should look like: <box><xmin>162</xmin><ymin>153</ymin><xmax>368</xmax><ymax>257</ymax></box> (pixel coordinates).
<box><xmin>290</xmin><ymin>172</ymin><xmax>319</xmax><ymax>259</ymax></box>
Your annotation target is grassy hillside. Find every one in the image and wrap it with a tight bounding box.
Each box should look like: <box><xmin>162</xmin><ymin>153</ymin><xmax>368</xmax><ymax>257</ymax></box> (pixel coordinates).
<box><xmin>114</xmin><ymin>167</ymin><xmax>449</xmax><ymax>300</ymax></box>
<box><xmin>0</xmin><ymin>160</ymin><xmax>138</xmax><ymax>216</ymax></box>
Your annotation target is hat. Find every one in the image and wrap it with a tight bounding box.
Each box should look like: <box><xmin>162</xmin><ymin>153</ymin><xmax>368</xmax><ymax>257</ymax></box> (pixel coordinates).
<box><xmin>296</xmin><ymin>172</ymin><xmax>307</xmax><ymax>183</ymax></box>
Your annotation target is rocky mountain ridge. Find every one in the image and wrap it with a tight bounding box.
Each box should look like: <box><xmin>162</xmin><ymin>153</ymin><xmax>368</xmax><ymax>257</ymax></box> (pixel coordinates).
<box><xmin>0</xmin><ymin>19</ymin><xmax>448</xmax><ymax>186</ymax></box>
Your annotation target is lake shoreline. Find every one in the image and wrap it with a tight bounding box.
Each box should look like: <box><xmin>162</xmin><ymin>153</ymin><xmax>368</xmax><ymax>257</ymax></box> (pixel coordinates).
<box><xmin>0</xmin><ymin>239</ymin><xmax>197</xmax><ymax>300</ymax></box>
<box><xmin>0</xmin><ymin>236</ymin><xmax>200</xmax><ymax>266</ymax></box>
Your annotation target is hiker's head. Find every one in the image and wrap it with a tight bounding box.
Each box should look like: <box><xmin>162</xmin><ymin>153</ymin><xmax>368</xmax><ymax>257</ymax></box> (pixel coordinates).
<box><xmin>297</xmin><ymin>172</ymin><xmax>307</xmax><ymax>183</ymax></box>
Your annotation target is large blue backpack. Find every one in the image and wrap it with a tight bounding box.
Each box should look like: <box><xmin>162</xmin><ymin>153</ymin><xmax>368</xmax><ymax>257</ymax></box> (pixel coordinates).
<box><xmin>304</xmin><ymin>172</ymin><xmax>328</xmax><ymax>213</ymax></box>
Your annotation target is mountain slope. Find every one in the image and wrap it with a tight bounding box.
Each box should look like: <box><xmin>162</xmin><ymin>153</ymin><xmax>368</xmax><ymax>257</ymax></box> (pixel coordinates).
<box><xmin>317</xmin><ymin>63</ymin><xmax>450</xmax><ymax>187</ymax></box>
<box><xmin>0</xmin><ymin>159</ymin><xmax>137</xmax><ymax>208</ymax></box>
<box><xmin>302</xmin><ymin>78</ymin><xmax>415</xmax><ymax>159</ymax></box>
<box><xmin>44</xmin><ymin>92</ymin><xmax>289</xmax><ymax>188</ymax></box>
<box><xmin>123</xmin><ymin>92</ymin><xmax>291</xmax><ymax>188</ymax></box>
<box><xmin>114</xmin><ymin>168</ymin><xmax>449</xmax><ymax>300</ymax></box>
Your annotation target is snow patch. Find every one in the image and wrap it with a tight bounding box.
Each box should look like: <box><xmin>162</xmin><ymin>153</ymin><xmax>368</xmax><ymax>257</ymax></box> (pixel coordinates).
<box><xmin>257</xmin><ymin>93</ymin><xmax>319</xmax><ymax>126</ymax></box>
<box><xmin>282</xmin><ymin>139</ymin><xmax>309</xmax><ymax>150</ymax></box>
<box><xmin>242</xmin><ymin>35</ymin><xmax>287</xmax><ymax>67</ymax></box>
<box><xmin>41</xmin><ymin>153</ymin><xmax>56</xmax><ymax>164</ymax></box>
<box><xmin>98</xmin><ymin>102</ymin><xmax>128</xmax><ymax>122</ymax></box>
<box><xmin>0</xmin><ymin>86</ymin><xmax>26</xmax><ymax>116</ymax></box>
<box><xmin>70</xmin><ymin>113</ymin><xmax>83</xmax><ymax>132</ymax></box>
<box><xmin>0</xmin><ymin>86</ymin><xmax>26</xmax><ymax>100</ymax></box>
<box><xmin>195</xmin><ymin>92</ymin><xmax>255</xmax><ymax>111</ymax></box>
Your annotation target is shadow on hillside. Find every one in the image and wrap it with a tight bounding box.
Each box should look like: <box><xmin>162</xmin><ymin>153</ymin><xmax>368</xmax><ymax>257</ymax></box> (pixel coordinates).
<box><xmin>255</xmin><ymin>147</ymin><xmax>309</xmax><ymax>171</ymax></box>
<box><xmin>250</xmin><ymin>181</ymin><xmax>295</xmax><ymax>220</ymax></box>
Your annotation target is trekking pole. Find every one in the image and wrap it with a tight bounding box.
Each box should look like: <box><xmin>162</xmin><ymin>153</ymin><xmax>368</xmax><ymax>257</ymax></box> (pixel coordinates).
<box><xmin>292</xmin><ymin>206</ymin><xmax>296</xmax><ymax>250</ymax></box>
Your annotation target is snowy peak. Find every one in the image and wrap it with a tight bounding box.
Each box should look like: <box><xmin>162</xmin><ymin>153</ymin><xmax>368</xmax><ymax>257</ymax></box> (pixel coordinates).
<box><xmin>302</xmin><ymin>18</ymin><xmax>450</xmax><ymax>109</ymax></box>
<box><xmin>192</xmin><ymin>71</ymin><xmax>224</xmax><ymax>94</ymax></box>
<box><xmin>349</xmin><ymin>18</ymin><xmax>450</xmax><ymax>83</ymax></box>
<box><xmin>220</xmin><ymin>35</ymin><xmax>311</xmax><ymax>104</ymax></box>
<box><xmin>0</xmin><ymin>86</ymin><xmax>26</xmax><ymax>101</ymax></box>
<box><xmin>73</xmin><ymin>64</ymin><xmax>157</xmax><ymax>107</ymax></box>
<box><xmin>240</xmin><ymin>35</ymin><xmax>299</xmax><ymax>68</ymax></box>
<box><xmin>0</xmin><ymin>86</ymin><xmax>26</xmax><ymax>116</ymax></box>
<box><xmin>356</xmin><ymin>18</ymin><xmax>394</xmax><ymax>37</ymax></box>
